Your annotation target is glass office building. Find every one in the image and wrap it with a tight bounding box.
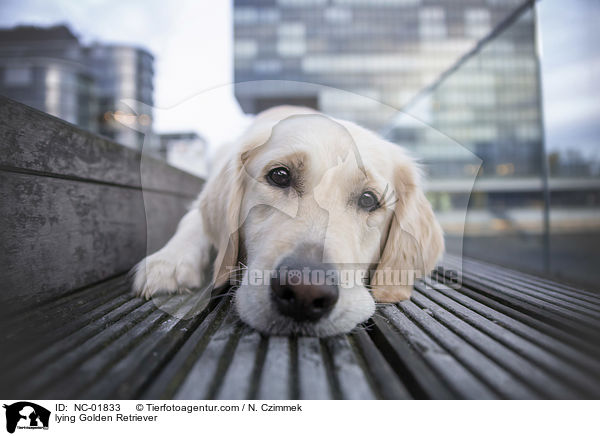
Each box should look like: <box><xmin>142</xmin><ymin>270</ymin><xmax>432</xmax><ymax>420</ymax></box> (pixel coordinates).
<box><xmin>234</xmin><ymin>0</ymin><xmax>524</xmax><ymax>130</ymax></box>
<box><xmin>86</xmin><ymin>44</ymin><xmax>154</xmax><ymax>150</ymax></box>
<box><xmin>0</xmin><ymin>25</ymin><xmax>96</xmax><ymax>131</ymax></box>
<box><xmin>234</xmin><ymin>0</ymin><xmax>600</xmax><ymax>287</ymax></box>
<box><xmin>0</xmin><ymin>25</ymin><xmax>154</xmax><ymax>150</ymax></box>
<box><xmin>385</xmin><ymin>0</ymin><xmax>600</xmax><ymax>287</ymax></box>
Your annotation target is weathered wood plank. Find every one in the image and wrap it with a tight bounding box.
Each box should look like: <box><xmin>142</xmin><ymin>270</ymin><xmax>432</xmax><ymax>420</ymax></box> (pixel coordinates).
<box><xmin>323</xmin><ymin>335</ymin><xmax>376</xmax><ymax>400</ymax></box>
<box><xmin>173</xmin><ymin>307</ymin><xmax>241</xmax><ymax>400</ymax></box>
<box><xmin>380</xmin><ymin>304</ymin><xmax>498</xmax><ymax>399</ymax></box>
<box><xmin>369</xmin><ymin>315</ymin><xmax>455</xmax><ymax>399</ymax></box>
<box><xmin>419</xmin><ymin>277</ymin><xmax>600</xmax><ymax>380</ymax></box>
<box><xmin>0</xmin><ymin>171</ymin><xmax>190</xmax><ymax>300</ymax></box>
<box><xmin>215</xmin><ymin>330</ymin><xmax>264</xmax><ymax>400</ymax></box>
<box><xmin>350</xmin><ymin>330</ymin><xmax>413</xmax><ymax>399</ymax></box>
<box><xmin>2</xmin><ymin>274</ymin><xmax>599</xmax><ymax>400</ymax></box>
<box><xmin>140</xmin><ymin>299</ymin><xmax>230</xmax><ymax>400</ymax></box>
<box><xmin>11</xmin><ymin>300</ymin><xmax>158</xmax><ymax>398</ymax></box>
<box><xmin>443</xmin><ymin>257</ymin><xmax>600</xmax><ymax>308</ymax></box>
<box><xmin>256</xmin><ymin>337</ymin><xmax>293</xmax><ymax>400</ymax></box>
<box><xmin>296</xmin><ymin>337</ymin><xmax>332</xmax><ymax>399</ymax></box>
<box><xmin>0</xmin><ymin>96</ymin><xmax>203</xmax><ymax>197</ymax></box>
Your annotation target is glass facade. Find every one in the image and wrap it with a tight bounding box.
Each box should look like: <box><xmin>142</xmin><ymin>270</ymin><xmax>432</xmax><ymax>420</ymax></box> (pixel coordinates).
<box><xmin>538</xmin><ymin>0</ymin><xmax>600</xmax><ymax>286</ymax></box>
<box><xmin>234</xmin><ymin>1</ymin><xmax>600</xmax><ymax>288</ymax></box>
<box><xmin>385</xmin><ymin>1</ymin><xmax>600</xmax><ymax>288</ymax></box>
<box><xmin>0</xmin><ymin>26</ymin><xmax>96</xmax><ymax>131</ymax></box>
<box><xmin>86</xmin><ymin>44</ymin><xmax>154</xmax><ymax>149</ymax></box>
<box><xmin>234</xmin><ymin>0</ymin><xmax>525</xmax><ymax>130</ymax></box>
<box><xmin>0</xmin><ymin>25</ymin><xmax>154</xmax><ymax>150</ymax></box>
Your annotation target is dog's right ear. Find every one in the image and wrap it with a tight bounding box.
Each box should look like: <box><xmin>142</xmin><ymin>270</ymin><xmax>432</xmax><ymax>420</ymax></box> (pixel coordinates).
<box><xmin>198</xmin><ymin>149</ymin><xmax>244</xmax><ymax>289</ymax></box>
<box><xmin>198</xmin><ymin>123</ymin><xmax>273</xmax><ymax>288</ymax></box>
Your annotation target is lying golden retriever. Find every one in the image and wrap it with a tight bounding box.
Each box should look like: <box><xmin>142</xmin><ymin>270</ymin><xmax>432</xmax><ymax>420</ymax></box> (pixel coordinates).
<box><xmin>133</xmin><ymin>106</ymin><xmax>443</xmax><ymax>336</ymax></box>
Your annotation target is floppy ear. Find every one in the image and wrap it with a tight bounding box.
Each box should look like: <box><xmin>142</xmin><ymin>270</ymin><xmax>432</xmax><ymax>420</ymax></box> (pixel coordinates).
<box><xmin>198</xmin><ymin>149</ymin><xmax>245</xmax><ymax>289</ymax></box>
<box><xmin>371</xmin><ymin>159</ymin><xmax>444</xmax><ymax>302</ymax></box>
<box><xmin>198</xmin><ymin>122</ymin><xmax>275</xmax><ymax>288</ymax></box>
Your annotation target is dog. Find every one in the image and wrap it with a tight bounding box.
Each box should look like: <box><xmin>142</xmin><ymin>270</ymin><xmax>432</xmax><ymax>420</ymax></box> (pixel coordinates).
<box><xmin>133</xmin><ymin>106</ymin><xmax>444</xmax><ymax>336</ymax></box>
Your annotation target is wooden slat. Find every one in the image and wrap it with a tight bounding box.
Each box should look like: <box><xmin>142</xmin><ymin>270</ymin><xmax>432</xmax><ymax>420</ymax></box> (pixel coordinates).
<box><xmin>350</xmin><ymin>330</ymin><xmax>413</xmax><ymax>399</ymax></box>
<box><xmin>296</xmin><ymin>337</ymin><xmax>333</xmax><ymax>399</ymax></box>
<box><xmin>215</xmin><ymin>331</ymin><xmax>265</xmax><ymax>400</ymax></box>
<box><xmin>43</xmin><ymin>309</ymin><xmax>170</xmax><ymax>399</ymax></box>
<box><xmin>399</xmin><ymin>298</ymin><xmax>540</xmax><ymax>399</ymax></box>
<box><xmin>1</xmin><ymin>279</ymin><xmax>137</xmax><ymax>375</ymax></box>
<box><xmin>443</xmin><ymin>259</ymin><xmax>600</xmax><ymax>310</ymax></box>
<box><xmin>438</xmin><ymin>275</ymin><xmax>600</xmax><ymax>359</ymax></box>
<box><xmin>256</xmin><ymin>337</ymin><xmax>293</xmax><ymax>400</ymax></box>
<box><xmin>173</xmin><ymin>307</ymin><xmax>242</xmax><ymax>400</ymax></box>
<box><xmin>0</xmin><ymin>96</ymin><xmax>202</xmax><ymax>197</ymax></box>
<box><xmin>380</xmin><ymin>304</ymin><xmax>498</xmax><ymax>399</ymax></box>
<box><xmin>1</xmin><ymin>263</ymin><xmax>598</xmax><ymax>400</ymax></box>
<box><xmin>0</xmin><ymin>96</ymin><xmax>204</xmax><ymax>305</ymax></box>
<box><xmin>421</xmin><ymin>277</ymin><xmax>600</xmax><ymax>369</ymax></box>
<box><xmin>434</xmin><ymin>267</ymin><xmax>600</xmax><ymax>341</ymax></box>
<box><xmin>442</xmin><ymin>259</ymin><xmax>600</xmax><ymax>319</ymax></box>
<box><xmin>412</xmin><ymin>288</ymin><xmax>583</xmax><ymax>398</ymax></box>
<box><xmin>323</xmin><ymin>335</ymin><xmax>376</xmax><ymax>400</ymax></box>
<box><xmin>0</xmin><ymin>274</ymin><xmax>130</xmax><ymax>347</ymax></box>
<box><xmin>81</xmin><ymin>300</ymin><xmax>211</xmax><ymax>399</ymax></box>
<box><xmin>11</xmin><ymin>300</ymin><xmax>158</xmax><ymax>398</ymax></box>
<box><xmin>368</xmin><ymin>314</ymin><xmax>459</xmax><ymax>399</ymax></box>
<box><xmin>1</xmin><ymin>288</ymin><xmax>138</xmax><ymax>374</ymax></box>
<box><xmin>444</xmin><ymin>254</ymin><xmax>600</xmax><ymax>300</ymax></box>
<box><xmin>140</xmin><ymin>299</ymin><xmax>230</xmax><ymax>399</ymax></box>
<box><xmin>0</xmin><ymin>171</ymin><xmax>191</xmax><ymax>300</ymax></box>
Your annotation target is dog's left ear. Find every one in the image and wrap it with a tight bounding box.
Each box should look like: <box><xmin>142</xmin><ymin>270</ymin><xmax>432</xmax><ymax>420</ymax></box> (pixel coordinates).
<box><xmin>371</xmin><ymin>155</ymin><xmax>444</xmax><ymax>302</ymax></box>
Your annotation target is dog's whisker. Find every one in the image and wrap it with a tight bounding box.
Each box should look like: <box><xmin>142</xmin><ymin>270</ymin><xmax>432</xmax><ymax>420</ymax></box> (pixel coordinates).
<box><xmin>132</xmin><ymin>107</ymin><xmax>443</xmax><ymax>338</ymax></box>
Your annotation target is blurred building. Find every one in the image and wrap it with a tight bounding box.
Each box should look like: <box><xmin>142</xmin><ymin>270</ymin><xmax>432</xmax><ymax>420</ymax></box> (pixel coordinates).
<box><xmin>0</xmin><ymin>25</ymin><xmax>96</xmax><ymax>131</ymax></box>
<box><xmin>86</xmin><ymin>44</ymin><xmax>154</xmax><ymax>149</ymax></box>
<box><xmin>233</xmin><ymin>0</ymin><xmax>524</xmax><ymax>130</ymax></box>
<box><xmin>233</xmin><ymin>1</ymin><xmax>600</xmax><ymax>286</ymax></box>
<box><xmin>159</xmin><ymin>132</ymin><xmax>208</xmax><ymax>178</ymax></box>
<box><xmin>385</xmin><ymin>1</ymin><xmax>600</xmax><ymax>287</ymax></box>
<box><xmin>0</xmin><ymin>25</ymin><xmax>153</xmax><ymax>150</ymax></box>
<box><xmin>386</xmin><ymin>4</ymin><xmax>543</xmax><ymax>182</ymax></box>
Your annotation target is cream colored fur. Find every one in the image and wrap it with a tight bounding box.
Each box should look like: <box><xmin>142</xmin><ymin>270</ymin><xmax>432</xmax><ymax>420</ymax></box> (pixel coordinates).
<box><xmin>133</xmin><ymin>105</ymin><xmax>444</xmax><ymax>336</ymax></box>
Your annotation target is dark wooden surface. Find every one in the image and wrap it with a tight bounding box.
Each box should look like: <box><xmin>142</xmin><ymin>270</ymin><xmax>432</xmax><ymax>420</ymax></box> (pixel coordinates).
<box><xmin>1</xmin><ymin>254</ymin><xmax>599</xmax><ymax>400</ymax></box>
<box><xmin>1</xmin><ymin>96</ymin><xmax>599</xmax><ymax>400</ymax></box>
<box><xmin>0</xmin><ymin>96</ymin><xmax>203</xmax><ymax>302</ymax></box>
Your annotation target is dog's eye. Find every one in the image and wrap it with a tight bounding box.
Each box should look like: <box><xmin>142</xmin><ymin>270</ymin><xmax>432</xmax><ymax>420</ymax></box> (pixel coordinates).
<box><xmin>358</xmin><ymin>191</ymin><xmax>380</xmax><ymax>211</ymax></box>
<box><xmin>267</xmin><ymin>167</ymin><xmax>291</xmax><ymax>188</ymax></box>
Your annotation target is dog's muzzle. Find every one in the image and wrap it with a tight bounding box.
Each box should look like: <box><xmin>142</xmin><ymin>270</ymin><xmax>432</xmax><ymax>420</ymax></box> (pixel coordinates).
<box><xmin>270</xmin><ymin>257</ymin><xmax>339</xmax><ymax>322</ymax></box>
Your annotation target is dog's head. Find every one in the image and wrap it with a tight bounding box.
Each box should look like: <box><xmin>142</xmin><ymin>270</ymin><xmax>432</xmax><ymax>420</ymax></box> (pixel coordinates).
<box><xmin>200</xmin><ymin>109</ymin><xmax>443</xmax><ymax>336</ymax></box>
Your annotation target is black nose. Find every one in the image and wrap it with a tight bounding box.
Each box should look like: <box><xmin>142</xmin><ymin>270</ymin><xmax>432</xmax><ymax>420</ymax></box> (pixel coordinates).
<box><xmin>270</xmin><ymin>259</ymin><xmax>339</xmax><ymax>322</ymax></box>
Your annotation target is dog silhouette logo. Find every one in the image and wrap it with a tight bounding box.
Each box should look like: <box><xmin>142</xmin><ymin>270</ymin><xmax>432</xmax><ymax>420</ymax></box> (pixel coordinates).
<box><xmin>3</xmin><ymin>402</ymin><xmax>50</xmax><ymax>433</ymax></box>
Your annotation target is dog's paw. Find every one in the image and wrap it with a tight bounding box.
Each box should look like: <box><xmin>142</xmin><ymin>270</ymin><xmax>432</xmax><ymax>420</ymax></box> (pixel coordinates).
<box><xmin>132</xmin><ymin>250</ymin><xmax>204</xmax><ymax>299</ymax></box>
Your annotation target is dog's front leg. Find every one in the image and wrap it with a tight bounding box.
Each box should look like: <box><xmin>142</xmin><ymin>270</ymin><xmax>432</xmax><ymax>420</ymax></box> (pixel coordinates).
<box><xmin>132</xmin><ymin>207</ymin><xmax>211</xmax><ymax>299</ymax></box>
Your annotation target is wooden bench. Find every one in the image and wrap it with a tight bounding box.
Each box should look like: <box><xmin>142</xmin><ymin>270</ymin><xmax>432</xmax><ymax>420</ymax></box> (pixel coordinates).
<box><xmin>1</xmin><ymin>97</ymin><xmax>599</xmax><ymax>399</ymax></box>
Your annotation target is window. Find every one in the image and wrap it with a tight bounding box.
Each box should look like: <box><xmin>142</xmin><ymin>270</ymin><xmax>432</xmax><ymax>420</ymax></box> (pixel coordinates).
<box><xmin>419</xmin><ymin>7</ymin><xmax>446</xmax><ymax>40</ymax></box>
<box><xmin>465</xmin><ymin>9</ymin><xmax>491</xmax><ymax>39</ymax></box>
<box><xmin>4</xmin><ymin>66</ymin><xmax>32</xmax><ymax>86</ymax></box>
<box><xmin>235</xmin><ymin>40</ymin><xmax>258</xmax><ymax>58</ymax></box>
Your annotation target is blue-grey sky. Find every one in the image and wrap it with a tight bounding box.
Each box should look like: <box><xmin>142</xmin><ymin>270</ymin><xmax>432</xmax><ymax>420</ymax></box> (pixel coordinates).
<box><xmin>0</xmin><ymin>0</ymin><xmax>249</xmax><ymax>146</ymax></box>
<box><xmin>1</xmin><ymin>0</ymin><xmax>598</xmax><ymax>162</ymax></box>
<box><xmin>538</xmin><ymin>0</ymin><xmax>600</xmax><ymax>162</ymax></box>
